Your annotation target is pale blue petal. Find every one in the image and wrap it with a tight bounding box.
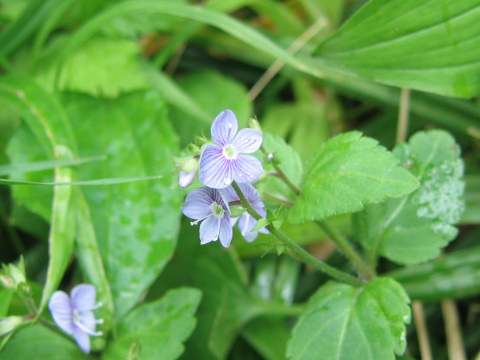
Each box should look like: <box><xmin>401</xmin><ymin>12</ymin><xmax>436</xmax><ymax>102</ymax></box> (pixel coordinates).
<box><xmin>232</xmin><ymin>128</ymin><xmax>262</xmax><ymax>153</ymax></box>
<box><xmin>199</xmin><ymin>216</ymin><xmax>221</xmax><ymax>244</ymax></box>
<box><xmin>178</xmin><ymin>170</ymin><xmax>195</xmax><ymax>188</ymax></box>
<box><xmin>219</xmin><ymin>217</ymin><xmax>233</xmax><ymax>247</ymax></box>
<box><xmin>199</xmin><ymin>144</ymin><xmax>233</xmax><ymax>189</ymax></box>
<box><xmin>71</xmin><ymin>284</ymin><xmax>96</xmax><ymax>312</ymax></box>
<box><xmin>73</xmin><ymin>327</ymin><xmax>91</xmax><ymax>354</ymax></box>
<box><xmin>232</xmin><ymin>155</ymin><xmax>263</xmax><ymax>184</ymax></box>
<box><xmin>182</xmin><ymin>187</ymin><xmax>214</xmax><ymax>220</ymax></box>
<box><xmin>48</xmin><ymin>291</ymin><xmax>74</xmax><ymax>335</ymax></box>
<box><xmin>211</xmin><ymin>110</ymin><xmax>238</xmax><ymax>146</ymax></box>
<box><xmin>77</xmin><ymin>311</ymin><xmax>96</xmax><ymax>335</ymax></box>
<box><xmin>238</xmin><ymin>214</ymin><xmax>258</xmax><ymax>242</ymax></box>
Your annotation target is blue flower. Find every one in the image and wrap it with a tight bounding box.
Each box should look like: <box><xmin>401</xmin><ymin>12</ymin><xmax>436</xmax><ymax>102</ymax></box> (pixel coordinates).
<box><xmin>199</xmin><ymin>110</ymin><xmax>263</xmax><ymax>189</ymax></box>
<box><xmin>48</xmin><ymin>284</ymin><xmax>103</xmax><ymax>353</ymax></box>
<box><xmin>223</xmin><ymin>183</ymin><xmax>268</xmax><ymax>242</ymax></box>
<box><xmin>181</xmin><ymin>186</ymin><xmax>233</xmax><ymax>247</ymax></box>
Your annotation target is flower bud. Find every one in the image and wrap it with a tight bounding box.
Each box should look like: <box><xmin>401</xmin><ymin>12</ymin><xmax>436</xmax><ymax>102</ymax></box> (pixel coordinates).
<box><xmin>0</xmin><ymin>316</ymin><xmax>24</xmax><ymax>336</ymax></box>
<box><xmin>248</xmin><ymin>117</ymin><xmax>262</xmax><ymax>133</ymax></box>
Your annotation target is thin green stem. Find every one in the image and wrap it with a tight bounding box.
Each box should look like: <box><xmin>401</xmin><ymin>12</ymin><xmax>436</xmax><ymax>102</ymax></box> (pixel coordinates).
<box><xmin>396</xmin><ymin>88</ymin><xmax>410</xmax><ymax>143</ymax></box>
<box><xmin>232</xmin><ymin>182</ymin><xmax>363</xmax><ymax>287</ymax></box>
<box><xmin>257</xmin><ymin>302</ymin><xmax>304</xmax><ymax>317</ymax></box>
<box><xmin>316</xmin><ymin>220</ymin><xmax>374</xmax><ymax>280</ymax></box>
<box><xmin>261</xmin><ymin>146</ymin><xmax>301</xmax><ymax>196</ymax></box>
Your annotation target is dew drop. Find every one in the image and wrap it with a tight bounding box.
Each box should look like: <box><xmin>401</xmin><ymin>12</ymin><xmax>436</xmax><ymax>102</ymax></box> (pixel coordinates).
<box><xmin>225</xmin><ymin>177</ymin><xmax>232</xmax><ymax>184</ymax></box>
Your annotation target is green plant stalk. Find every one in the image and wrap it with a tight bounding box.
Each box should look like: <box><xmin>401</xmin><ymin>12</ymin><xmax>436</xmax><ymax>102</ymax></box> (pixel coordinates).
<box><xmin>316</xmin><ymin>220</ymin><xmax>374</xmax><ymax>280</ymax></box>
<box><xmin>262</xmin><ymin>145</ymin><xmax>301</xmax><ymax>196</ymax></box>
<box><xmin>231</xmin><ymin>182</ymin><xmax>363</xmax><ymax>287</ymax></box>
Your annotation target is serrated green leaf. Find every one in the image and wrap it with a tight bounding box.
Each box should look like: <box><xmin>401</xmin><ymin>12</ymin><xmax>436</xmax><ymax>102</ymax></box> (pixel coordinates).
<box><xmin>60</xmin><ymin>91</ymin><xmax>182</xmax><ymax>320</ymax></box>
<box><xmin>288</xmin><ymin>131</ymin><xmax>419</xmax><ymax>224</ymax></box>
<box><xmin>0</xmin><ymin>325</ymin><xmax>85</xmax><ymax>360</ymax></box>
<box><xmin>315</xmin><ymin>0</ymin><xmax>480</xmax><ymax>98</ymax></box>
<box><xmin>353</xmin><ymin>130</ymin><xmax>465</xmax><ymax>265</ymax></box>
<box><xmin>103</xmin><ymin>288</ymin><xmax>201</xmax><ymax>360</ymax></box>
<box><xmin>287</xmin><ymin>278</ymin><xmax>410</xmax><ymax>360</ymax></box>
<box><xmin>37</xmin><ymin>36</ymin><xmax>147</xmax><ymax>97</ymax></box>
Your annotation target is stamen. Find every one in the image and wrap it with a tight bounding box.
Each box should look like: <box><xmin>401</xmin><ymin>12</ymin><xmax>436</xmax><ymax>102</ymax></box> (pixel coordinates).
<box><xmin>74</xmin><ymin>318</ymin><xmax>104</xmax><ymax>337</ymax></box>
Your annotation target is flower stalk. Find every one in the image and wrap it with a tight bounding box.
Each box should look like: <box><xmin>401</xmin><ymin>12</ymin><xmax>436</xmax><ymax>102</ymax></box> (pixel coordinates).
<box><xmin>231</xmin><ymin>182</ymin><xmax>363</xmax><ymax>287</ymax></box>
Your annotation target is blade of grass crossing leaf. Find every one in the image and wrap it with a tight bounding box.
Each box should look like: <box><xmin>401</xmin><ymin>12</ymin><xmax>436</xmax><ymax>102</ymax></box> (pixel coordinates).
<box><xmin>0</xmin><ymin>156</ymin><xmax>105</xmax><ymax>176</ymax></box>
<box><xmin>0</xmin><ymin>175</ymin><xmax>163</xmax><ymax>186</ymax></box>
<box><xmin>57</xmin><ymin>1</ymin><xmax>324</xmax><ymax>85</ymax></box>
<box><xmin>0</xmin><ymin>0</ymin><xmax>58</xmax><ymax>56</ymax></box>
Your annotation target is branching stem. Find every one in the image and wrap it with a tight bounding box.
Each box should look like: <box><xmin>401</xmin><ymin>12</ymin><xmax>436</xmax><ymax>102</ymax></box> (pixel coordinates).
<box><xmin>232</xmin><ymin>182</ymin><xmax>363</xmax><ymax>287</ymax></box>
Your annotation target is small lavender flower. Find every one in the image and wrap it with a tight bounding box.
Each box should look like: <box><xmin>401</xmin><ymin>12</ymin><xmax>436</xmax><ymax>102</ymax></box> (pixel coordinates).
<box><xmin>48</xmin><ymin>284</ymin><xmax>103</xmax><ymax>354</ymax></box>
<box><xmin>199</xmin><ymin>110</ymin><xmax>263</xmax><ymax>189</ymax></box>
<box><xmin>177</xmin><ymin>157</ymin><xmax>198</xmax><ymax>188</ymax></box>
<box><xmin>181</xmin><ymin>186</ymin><xmax>233</xmax><ymax>247</ymax></box>
<box><xmin>223</xmin><ymin>183</ymin><xmax>268</xmax><ymax>242</ymax></box>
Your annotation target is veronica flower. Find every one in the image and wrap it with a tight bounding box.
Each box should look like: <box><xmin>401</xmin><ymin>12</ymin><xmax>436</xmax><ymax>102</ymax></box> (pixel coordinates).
<box><xmin>48</xmin><ymin>284</ymin><xmax>103</xmax><ymax>354</ymax></box>
<box><xmin>199</xmin><ymin>110</ymin><xmax>263</xmax><ymax>189</ymax></box>
<box><xmin>181</xmin><ymin>186</ymin><xmax>233</xmax><ymax>247</ymax></box>
<box><xmin>223</xmin><ymin>183</ymin><xmax>268</xmax><ymax>242</ymax></box>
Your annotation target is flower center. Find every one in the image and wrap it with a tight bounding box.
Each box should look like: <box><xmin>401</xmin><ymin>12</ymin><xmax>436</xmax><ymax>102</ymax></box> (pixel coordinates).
<box><xmin>210</xmin><ymin>201</ymin><xmax>225</xmax><ymax>218</ymax></box>
<box><xmin>222</xmin><ymin>144</ymin><xmax>238</xmax><ymax>160</ymax></box>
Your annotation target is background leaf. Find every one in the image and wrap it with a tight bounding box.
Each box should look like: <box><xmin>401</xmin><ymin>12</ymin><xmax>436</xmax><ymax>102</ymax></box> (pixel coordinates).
<box><xmin>37</xmin><ymin>36</ymin><xmax>148</xmax><ymax>98</ymax></box>
<box><xmin>315</xmin><ymin>0</ymin><xmax>480</xmax><ymax>98</ymax></box>
<box><xmin>288</xmin><ymin>131</ymin><xmax>419</xmax><ymax>223</ymax></box>
<box><xmin>103</xmin><ymin>288</ymin><xmax>201</xmax><ymax>360</ymax></box>
<box><xmin>353</xmin><ymin>130</ymin><xmax>465</xmax><ymax>265</ymax></box>
<box><xmin>287</xmin><ymin>278</ymin><xmax>410</xmax><ymax>360</ymax></box>
<box><xmin>0</xmin><ymin>325</ymin><xmax>85</xmax><ymax>360</ymax></box>
<box><xmin>60</xmin><ymin>90</ymin><xmax>182</xmax><ymax>320</ymax></box>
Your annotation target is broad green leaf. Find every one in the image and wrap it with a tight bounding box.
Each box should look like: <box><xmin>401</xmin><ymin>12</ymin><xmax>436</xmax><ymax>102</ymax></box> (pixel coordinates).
<box><xmin>389</xmin><ymin>245</ymin><xmax>480</xmax><ymax>301</ymax></box>
<box><xmin>60</xmin><ymin>91</ymin><xmax>182</xmax><ymax>320</ymax></box>
<box><xmin>257</xmin><ymin>133</ymin><xmax>303</xmax><ymax>204</ymax></box>
<box><xmin>314</xmin><ymin>0</ymin><xmax>480</xmax><ymax>98</ymax></box>
<box><xmin>103</xmin><ymin>288</ymin><xmax>201</xmax><ymax>360</ymax></box>
<box><xmin>353</xmin><ymin>130</ymin><xmax>465</xmax><ymax>265</ymax></box>
<box><xmin>37</xmin><ymin>36</ymin><xmax>148</xmax><ymax>98</ymax></box>
<box><xmin>169</xmin><ymin>70</ymin><xmax>252</xmax><ymax>146</ymax></box>
<box><xmin>288</xmin><ymin>131</ymin><xmax>419</xmax><ymax>223</ymax></box>
<box><xmin>287</xmin><ymin>278</ymin><xmax>410</xmax><ymax>360</ymax></box>
<box><xmin>0</xmin><ymin>76</ymin><xmax>77</xmax><ymax>313</ymax></box>
<box><xmin>0</xmin><ymin>324</ymin><xmax>85</xmax><ymax>360</ymax></box>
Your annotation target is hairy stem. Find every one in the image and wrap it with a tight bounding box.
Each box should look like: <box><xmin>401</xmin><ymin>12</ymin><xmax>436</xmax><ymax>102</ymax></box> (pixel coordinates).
<box><xmin>316</xmin><ymin>220</ymin><xmax>374</xmax><ymax>280</ymax></box>
<box><xmin>232</xmin><ymin>182</ymin><xmax>363</xmax><ymax>287</ymax></box>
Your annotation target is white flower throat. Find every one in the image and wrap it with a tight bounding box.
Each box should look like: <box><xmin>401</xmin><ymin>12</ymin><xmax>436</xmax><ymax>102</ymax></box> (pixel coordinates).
<box><xmin>223</xmin><ymin>144</ymin><xmax>238</xmax><ymax>160</ymax></box>
<box><xmin>210</xmin><ymin>201</ymin><xmax>225</xmax><ymax>218</ymax></box>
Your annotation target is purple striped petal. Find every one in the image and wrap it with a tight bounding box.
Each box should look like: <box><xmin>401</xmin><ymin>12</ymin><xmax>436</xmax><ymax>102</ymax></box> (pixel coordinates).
<box><xmin>211</xmin><ymin>110</ymin><xmax>238</xmax><ymax>146</ymax></box>
<box><xmin>199</xmin><ymin>144</ymin><xmax>234</xmax><ymax>188</ymax></box>
<box><xmin>182</xmin><ymin>187</ymin><xmax>215</xmax><ymax>220</ymax></box>
<box><xmin>232</xmin><ymin>128</ymin><xmax>263</xmax><ymax>153</ymax></box>
<box><xmin>200</xmin><ymin>216</ymin><xmax>221</xmax><ymax>244</ymax></box>
<box><xmin>73</xmin><ymin>327</ymin><xmax>91</xmax><ymax>354</ymax></box>
<box><xmin>71</xmin><ymin>284</ymin><xmax>96</xmax><ymax>312</ymax></box>
<box><xmin>48</xmin><ymin>291</ymin><xmax>74</xmax><ymax>335</ymax></box>
<box><xmin>219</xmin><ymin>217</ymin><xmax>233</xmax><ymax>247</ymax></box>
<box><xmin>232</xmin><ymin>155</ymin><xmax>263</xmax><ymax>184</ymax></box>
<box><xmin>178</xmin><ymin>170</ymin><xmax>195</xmax><ymax>188</ymax></box>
